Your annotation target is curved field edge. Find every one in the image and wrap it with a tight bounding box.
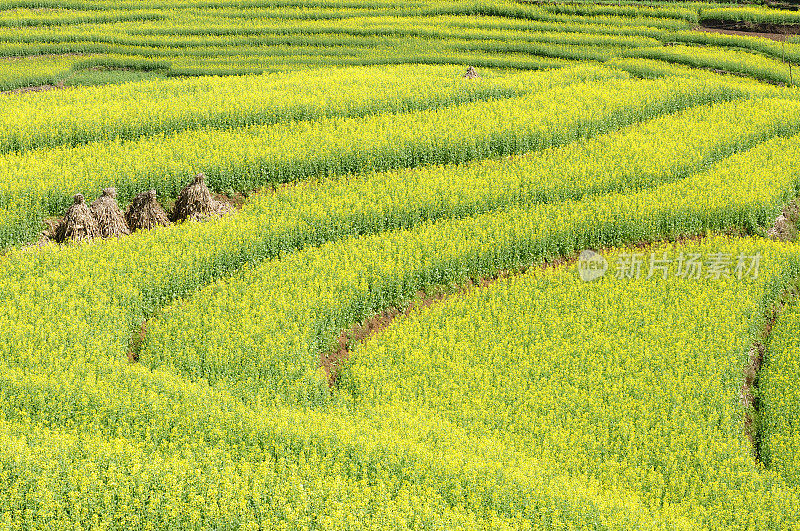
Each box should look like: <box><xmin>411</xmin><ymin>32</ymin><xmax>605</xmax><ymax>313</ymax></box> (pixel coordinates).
<box><xmin>3</xmin><ymin>239</ymin><xmax>800</xmax><ymax>527</ymax></box>
<box><xmin>4</xmin><ymin>92</ymin><xmax>790</xmax><ymax>369</ymax></box>
<box><xmin>0</xmin><ymin>69</ymin><xmax>765</xmax><ymax>249</ymax></box>
<box><xmin>138</xmin><ymin>131</ymin><xmax>800</xmax><ymax>403</ymax></box>
<box><xmin>759</xmin><ymin>295</ymin><xmax>800</xmax><ymax>487</ymax></box>
<box><xmin>339</xmin><ymin>237</ymin><xmax>800</xmax><ymax>529</ymax></box>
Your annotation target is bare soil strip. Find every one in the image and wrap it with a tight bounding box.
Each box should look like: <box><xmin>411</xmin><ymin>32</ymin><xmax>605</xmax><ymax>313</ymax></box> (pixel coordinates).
<box><xmin>321</xmin><ymin>280</ymin><xmax>511</xmax><ymax>387</ymax></box>
<box><xmin>320</xmin><ymin>233</ymin><xmax>720</xmax><ymax>387</ymax></box>
<box><xmin>742</xmin><ymin>282</ymin><xmax>800</xmax><ymax>462</ymax></box>
<box><xmin>127</xmin><ymin>320</ymin><xmax>147</xmax><ymax>363</ymax></box>
<box><xmin>698</xmin><ymin>21</ymin><xmax>800</xmax><ymax>39</ymax></box>
<box><xmin>1</xmin><ymin>83</ymin><xmax>64</xmax><ymax>95</ymax></box>
<box><xmin>319</xmin><ymin>271</ymin><xmax>532</xmax><ymax>387</ymax></box>
<box><xmin>741</xmin><ymin>201</ymin><xmax>800</xmax><ymax>460</ymax></box>
<box><xmin>741</xmin><ymin>341</ymin><xmax>766</xmax><ymax>460</ymax></box>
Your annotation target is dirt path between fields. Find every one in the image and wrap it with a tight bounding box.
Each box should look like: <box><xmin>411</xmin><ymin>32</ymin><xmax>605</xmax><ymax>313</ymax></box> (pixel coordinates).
<box><xmin>320</xmin><ymin>233</ymin><xmax>717</xmax><ymax>387</ymax></box>
<box><xmin>742</xmin><ymin>282</ymin><xmax>800</xmax><ymax>463</ymax></box>
<box><xmin>319</xmin><ymin>266</ymin><xmax>551</xmax><ymax>387</ymax></box>
<box><xmin>322</xmin><ymin>218</ymin><xmax>794</xmax><ymax>464</ymax></box>
<box><xmin>1</xmin><ymin>83</ymin><xmax>65</xmax><ymax>95</ymax></box>
<box><xmin>699</xmin><ymin>20</ymin><xmax>800</xmax><ymax>37</ymax></box>
<box><xmin>696</xmin><ymin>24</ymin><xmax>794</xmax><ymax>42</ymax></box>
<box><xmin>127</xmin><ymin>320</ymin><xmax>147</xmax><ymax>362</ymax></box>
<box><xmin>741</xmin><ymin>201</ymin><xmax>800</xmax><ymax>461</ymax></box>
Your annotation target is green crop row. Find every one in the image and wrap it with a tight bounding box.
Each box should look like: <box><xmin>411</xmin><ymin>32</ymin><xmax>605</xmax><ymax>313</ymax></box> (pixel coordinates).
<box><xmin>140</xmin><ymin>131</ymin><xmax>800</xmax><ymax>403</ymax></box>
<box><xmin>605</xmin><ymin>56</ymin><xmax>698</xmax><ymax>77</ymax></box>
<box><xmin>700</xmin><ymin>6</ymin><xmax>800</xmax><ymax>26</ymax></box>
<box><xmin>670</xmin><ymin>29</ymin><xmax>800</xmax><ymax>66</ymax></box>
<box><xmin>760</xmin><ymin>302</ymin><xmax>800</xmax><ymax>488</ymax></box>
<box><xmin>536</xmin><ymin>1</ymin><xmax>698</xmax><ymax>23</ymax></box>
<box><xmin>0</xmin><ymin>8</ymin><xmax>165</xmax><ymax>26</ymax></box>
<box><xmin>0</xmin><ymin>33</ymin><xmax>652</xmax><ymax>69</ymax></box>
<box><xmin>0</xmin><ymin>62</ymin><xmax>583</xmax><ymax>153</ymax></box>
<box><xmin>163</xmin><ymin>49</ymin><xmax>571</xmax><ymax>75</ymax></box>
<box><xmin>0</xmin><ymin>71</ymin><xmax>758</xmax><ymax>248</ymax></box>
<box><xmin>626</xmin><ymin>44</ymin><xmax>800</xmax><ymax>86</ymax></box>
<box><xmin>123</xmin><ymin>13</ymin><xmax>672</xmax><ymax>40</ymax></box>
<box><xmin>0</xmin><ymin>54</ymin><xmax>82</xmax><ymax>91</ymax></box>
<box><xmin>341</xmin><ymin>236</ymin><xmax>800</xmax><ymax>528</ymax></box>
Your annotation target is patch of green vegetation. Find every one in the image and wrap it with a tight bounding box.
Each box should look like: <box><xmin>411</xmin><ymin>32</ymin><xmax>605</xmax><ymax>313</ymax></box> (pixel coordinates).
<box><xmin>62</xmin><ymin>67</ymin><xmax>163</xmax><ymax>87</ymax></box>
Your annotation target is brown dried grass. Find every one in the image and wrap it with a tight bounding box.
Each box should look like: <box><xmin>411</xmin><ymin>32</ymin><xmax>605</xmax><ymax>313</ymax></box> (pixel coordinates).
<box><xmin>54</xmin><ymin>194</ymin><xmax>100</xmax><ymax>243</ymax></box>
<box><xmin>91</xmin><ymin>187</ymin><xmax>130</xmax><ymax>238</ymax></box>
<box><xmin>125</xmin><ymin>189</ymin><xmax>170</xmax><ymax>232</ymax></box>
<box><xmin>171</xmin><ymin>173</ymin><xmax>232</xmax><ymax>222</ymax></box>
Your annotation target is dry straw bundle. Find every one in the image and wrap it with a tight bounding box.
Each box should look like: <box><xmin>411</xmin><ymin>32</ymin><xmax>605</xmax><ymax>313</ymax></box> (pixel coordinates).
<box><xmin>46</xmin><ymin>175</ymin><xmax>235</xmax><ymax>247</ymax></box>
<box><xmin>54</xmin><ymin>194</ymin><xmax>100</xmax><ymax>243</ymax></box>
<box><xmin>171</xmin><ymin>173</ymin><xmax>231</xmax><ymax>222</ymax></box>
<box><xmin>91</xmin><ymin>187</ymin><xmax>130</xmax><ymax>238</ymax></box>
<box><xmin>125</xmin><ymin>189</ymin><xmax>171</xmax><ymax>232</ymax></box>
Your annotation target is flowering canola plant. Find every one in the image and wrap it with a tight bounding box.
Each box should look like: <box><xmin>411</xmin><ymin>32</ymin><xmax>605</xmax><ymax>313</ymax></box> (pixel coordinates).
<box><xmin>760</xmin><ymin>303</ymin><xmax>800</xmax><ymax>488</ymax></box>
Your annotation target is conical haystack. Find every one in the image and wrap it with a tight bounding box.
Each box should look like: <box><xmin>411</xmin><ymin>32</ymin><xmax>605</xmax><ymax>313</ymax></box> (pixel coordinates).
<box><xmin>91</xmin><ymin>187</ymin><xmax>130</xmax><ymax>238</ymax></box>
<box><xmin>54</xmin><ymin>194</ymin><xmax>100</xmax><ymax>243</ymax></box>
<box><xmin>171</xmin><ymin>173</ymin><xmax>231</xmax><ymax>222</ymax></box>
<box><xmin>125</xmin><ymin>189</ymin><xmax>170</xmax><ymax>232</ymax></box>
<box><xmin>463</xmin><ymin>66</ymin><xmax>480</xmax><ymax>79</ymax></box>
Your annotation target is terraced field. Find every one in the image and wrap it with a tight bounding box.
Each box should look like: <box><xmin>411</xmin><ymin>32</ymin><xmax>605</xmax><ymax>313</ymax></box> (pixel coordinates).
<box><xmin>4</xmin><ymin>0</ymin><xmax>800</xmax><ymax>528</ymax></box>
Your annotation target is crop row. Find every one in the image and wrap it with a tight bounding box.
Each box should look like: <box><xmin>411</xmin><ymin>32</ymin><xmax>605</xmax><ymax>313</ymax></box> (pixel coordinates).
<box><xmin>626</xmin><ymin>44</ymin><xmax>799</xmax><ymax>86</ymax></box>
<box><xmin>670</xmin><ymin>29</ymin><xmax>800</xmax><ymax>66</ymax></box>
<box><xmin>605</xmin><ymin>56</ymin><xmax>698</xmax><ymax>78</ymax></box>
<box><xmin>140</xmin><ymin>131</ymin><xmax>800</xmax><ymax>403</ymax></box>
<box><xmin>162</xmin><ymin>49</ymin><xmax>570</xmax><ymax>76</ymax></box>
<box><xmin>0</xmin><ymin>8</ymin><xmax>164</xmax><ymax>27</ymax></box>
<box><xmin>0</xmin><ymin>71</ymin><xmax>756</xmax><ymax>248</ymax></box>
<box><xmin>3</xmin><ymin>134</ymin><xmax>800</xmax><ymax>528</ymax></box>
<box><xmin>0</xmin><ymin>54</ymin><xmax>82</xmax><ymax>91</ymax></box>
<box><xmin>342</xmin><ymin>237</ymin><xmax>800</xmax><ymax>528</ymax></box>
<box><xmin>0</xmin><ymin>62</ymin><xmax>584</xmax><ymax>153</ymax></box>
<box><xmin>700</xmin><ymin>6</ymin><xmax>800</xmax><ymax>26</ymax></box>
<box><xmin>122</xmin><ymin>13</ymin><xmax>673</xmax><ymax>39</ymax></box>
<box><xmin>760</xmin><ymin>303</ymin><xmax>800</xmax><ymax>488</ymax></box>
